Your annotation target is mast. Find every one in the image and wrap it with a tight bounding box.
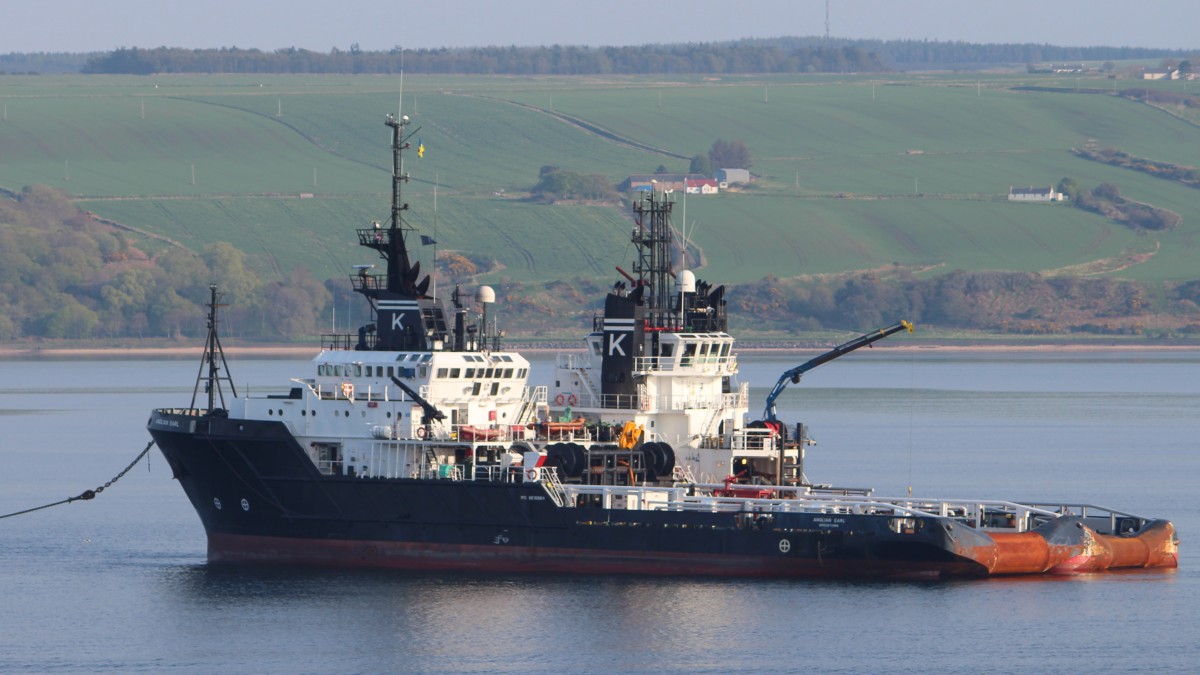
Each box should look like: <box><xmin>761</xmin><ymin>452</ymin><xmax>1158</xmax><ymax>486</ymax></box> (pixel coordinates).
<box><xmin>190</xmin><ymin>284</ymin><xmax>238</xmax><ymax>413</ymax></box>
<box><xmin>383</xmin><ymin>112</ymin><xmax>419</xmax><ymax>294</ymax></box>
<box><xmin>631</xmin><ymin>191</ymin><xmax>678</xmax><ymax>329</ymax></box>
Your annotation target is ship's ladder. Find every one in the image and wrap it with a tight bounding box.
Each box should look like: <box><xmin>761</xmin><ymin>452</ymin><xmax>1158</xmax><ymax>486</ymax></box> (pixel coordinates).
<box><xmin>423</xmin><ymin>444</ymin><xmax>440</xmax><ymax>477</ymax></box>
<box><xmin>672</xmin><ymin>464</ymin><xmax>698</xmax><ymax>484</ymax></box>
<box><xmin>571</xmin><ymin>366</ymin><xmax>601</xmax><ymax>407</ymax></box>
<box><xmin>513</xmin><ymin>394</ymin><xmax>537</xmax><ymax>426</ymax></box>
<box><xmin>541</xmin><ymin>468</ymin><xmax>567</xmax><ymax>507</ymax></box>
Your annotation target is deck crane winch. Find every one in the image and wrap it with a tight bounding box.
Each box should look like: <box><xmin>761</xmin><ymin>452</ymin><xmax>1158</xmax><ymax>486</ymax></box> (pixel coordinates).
<box><xmin>763</xmin><ymin>320</ymin><xmax>913</xmax><ymax>422</ymax></box>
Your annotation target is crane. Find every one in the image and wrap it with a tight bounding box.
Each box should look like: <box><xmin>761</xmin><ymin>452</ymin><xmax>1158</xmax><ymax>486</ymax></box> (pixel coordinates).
<box><xmin>763</xmin><ymin>320</ymin><xmax>913</xmax><ymax>422</ymax></box>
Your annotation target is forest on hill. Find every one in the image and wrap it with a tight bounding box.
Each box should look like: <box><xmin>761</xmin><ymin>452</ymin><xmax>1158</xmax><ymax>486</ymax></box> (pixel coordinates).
<box><xmin>4</xmin><ymin>185</ymin><xmax>1200</xmax><ymax>342</ymax></box>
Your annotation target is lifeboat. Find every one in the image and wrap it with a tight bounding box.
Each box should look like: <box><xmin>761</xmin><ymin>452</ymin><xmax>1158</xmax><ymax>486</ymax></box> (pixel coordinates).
<box><xmin>540</xmin><ymin>418</ymin><xmax>586</xmax><ymax>439</ymax></box>
<box><xmin>459</xmin><ymin>426</ymin><xmax>503</xmax><ymax>442</ymax></box>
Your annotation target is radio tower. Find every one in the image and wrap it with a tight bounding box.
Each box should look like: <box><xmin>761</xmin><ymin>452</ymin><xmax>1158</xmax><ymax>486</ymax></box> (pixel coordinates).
<box><xmin>825</xmin><ymin>0</ymin><xmax>831</xmax><ymax>40</ymax></box>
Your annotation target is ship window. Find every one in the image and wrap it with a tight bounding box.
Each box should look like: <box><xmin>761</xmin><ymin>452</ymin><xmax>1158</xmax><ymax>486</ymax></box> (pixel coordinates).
<box><xmin>464</xmin><ymin>368</ymin><xmax>475</xmax><ymax>378</ymax></box>
<box><xmin>472</xmin><ymin>383</ymin><xmax>482</xmax><ymax>395</ymax></box>
<box><xmin>500</xmin><ymin>355</ymin><xmax>513</xmax><ymax>362</ymax></box>
<box><xmin>354</xmin><ymin>365</ymin><xmax>362</xmax><ymax>376</ymax></box>
<box><xmin>503</xmin><ymin>368</ymin><xmax>513</xmax><ymax>379</ymax></box>
<box><xmin>436</xmin><ymin>368</ymin><xmax>447</xmax><ymax>378</ymax></box>
<box><xmin>590</xmin><ymin>342</ymin><xmax>602</xmax><ymax>356</ymax></box>
<box><xmin>387</xmin><ymin>366</ymin><xmax>394</xmax><ymax>377</ymax></box>
<box><xmin>450</xmin><ymin>368</ymin><xmax>461</xmax><ymax>378</ymax></box>
<box><xmin>490</xmin><ymin>382</ymin><xmax>500</xmax><ymax>395</ymax></box>
<box><xmin>661</xmin><ymin>344</ymin><xmax>674</xmax><ymax>357</ymax></box>
<box><xmin>519</xmin><ymin>368</ymin><xmax>527</xmax><ymax>378</ymax></box>
<box><xmin>334</xmin><ymin>365</ymin><xmax>344</xmax><ymax>376</ymax></box>
<box><xmin>420</xmin><ymin>355</ymin><xmax>432</xmax><ymax>363</ymax></box>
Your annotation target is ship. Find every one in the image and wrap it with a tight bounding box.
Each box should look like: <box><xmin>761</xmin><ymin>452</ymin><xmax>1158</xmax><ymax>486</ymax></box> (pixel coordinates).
<box><xmin>148</xmin><ymin>113</ymin><xmax>1178</xmax><ymax>579</ymax></box>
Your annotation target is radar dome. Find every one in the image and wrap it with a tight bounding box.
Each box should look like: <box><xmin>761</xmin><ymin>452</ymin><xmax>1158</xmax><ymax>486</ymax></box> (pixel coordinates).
<box><xmin>476</xmin><ymin>286</ymin><xmax>496</xmax><ymax>304</ymax></box>
<box><xmin>677</xmin><ymin>270</ymin><xmax>696</xmax><ymax>293</ymax></box>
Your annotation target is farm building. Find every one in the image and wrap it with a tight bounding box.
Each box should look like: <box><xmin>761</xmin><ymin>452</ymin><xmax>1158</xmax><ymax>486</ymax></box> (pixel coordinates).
<box><xmin>1008</xmin><ymin>186</ymin><xmax>1064</xmax><ymax>202</ymax></box>
<box><xmin>684</xmin><ymin>178</ymin><xmax>719</xmax><ymax>195</ymax></box>
<box><xmin>715</xmin><ymin>168</ymin><xmax>750</xmax><ymax>185</ymax></box>
<box><xmin>1142</xmin><ymin>67</ymin><xmax>1180</xmax><ymax>80</ymax></box>
<box><xmin>622</xmin><ymin>174</ymin><xmax>706</xmax><ymax>192</ymax></box>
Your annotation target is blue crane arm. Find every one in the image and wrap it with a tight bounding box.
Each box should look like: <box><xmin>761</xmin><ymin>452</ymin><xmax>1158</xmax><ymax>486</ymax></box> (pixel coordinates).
<box><xmin>763</xmin><ymin>320</ymin><xmax>913</xmax><ymax>421</ymax></box>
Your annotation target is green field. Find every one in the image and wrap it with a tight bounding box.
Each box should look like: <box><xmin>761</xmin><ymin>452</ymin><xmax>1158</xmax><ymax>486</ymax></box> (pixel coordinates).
<box><xmin>3</xmin><ymin>72</ymin><xmax>1200</xmax><ymax>286</ymax></box>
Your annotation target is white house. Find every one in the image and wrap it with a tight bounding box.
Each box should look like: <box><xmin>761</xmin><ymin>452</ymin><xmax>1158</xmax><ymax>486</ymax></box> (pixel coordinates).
<box><xmin>684</xmin><ymin>179</ymin><xmax>719</xmax><ymax>195</ymax></box>
<box><xmin>1008</xmin><ymin>186</ymin><xmax>1064</xmax><ymax>202</ymax></box>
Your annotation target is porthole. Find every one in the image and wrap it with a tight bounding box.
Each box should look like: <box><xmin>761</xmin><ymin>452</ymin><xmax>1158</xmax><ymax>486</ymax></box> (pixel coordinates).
<box><xmin>241</xmin><ymin>498</ymin><xmax>250</xmax><ymax>512</ymax></box>
<box><xmin>213</xmin><ymin>497</ymin><xmax>223</xmax><ymax>510</ymax></box>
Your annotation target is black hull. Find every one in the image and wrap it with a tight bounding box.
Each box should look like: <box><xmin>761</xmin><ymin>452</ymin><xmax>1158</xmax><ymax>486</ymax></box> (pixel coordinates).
<box><xmin>149</xmin><ymin>410</ymin><xmax>994</xmax><ymax>579</ymax></box>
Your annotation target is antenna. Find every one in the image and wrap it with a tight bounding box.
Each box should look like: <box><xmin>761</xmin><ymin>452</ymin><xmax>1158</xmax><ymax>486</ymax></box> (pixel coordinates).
<box><xmin>825</xmin><ymin>0</ymin><xmax>831</xmax><ymax>40</ymax></box>
<box><xmin>432</xmin><ymin>174</ymin><xmax>439</xmax><ymax>300</ymax></box>
<box><xmin>190</xmin><ymin>284</ymin><xmax>238</xmax><ymax>413</ymax></box>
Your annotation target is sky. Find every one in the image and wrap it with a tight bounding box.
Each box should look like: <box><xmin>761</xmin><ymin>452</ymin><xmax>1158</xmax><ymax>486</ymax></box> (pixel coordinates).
<box><xmin>4</xmin><ymin>0</ymin><xmax>1198</xmax><ymax>54</ymax></box>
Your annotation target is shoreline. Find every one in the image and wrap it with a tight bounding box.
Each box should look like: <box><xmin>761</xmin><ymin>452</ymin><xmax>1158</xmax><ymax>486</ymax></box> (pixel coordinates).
<box><xmin>3</xmin><ymin>342</ymin><xmax>1200</xmax><ymax>360</ymax></box>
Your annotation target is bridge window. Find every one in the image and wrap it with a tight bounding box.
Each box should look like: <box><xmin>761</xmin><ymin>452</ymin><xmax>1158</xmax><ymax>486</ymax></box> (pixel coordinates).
<box><xmin>450</xmin><ymin>368</ymin><xmax>461</xmax><ymax>378</ymax></box>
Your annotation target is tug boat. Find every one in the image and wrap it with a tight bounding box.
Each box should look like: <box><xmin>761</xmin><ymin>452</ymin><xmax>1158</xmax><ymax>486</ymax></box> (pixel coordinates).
<box><xmin>147</xmin><ymin>113</ymin><xmax>1178</xmax><ymax>579</ymax></box>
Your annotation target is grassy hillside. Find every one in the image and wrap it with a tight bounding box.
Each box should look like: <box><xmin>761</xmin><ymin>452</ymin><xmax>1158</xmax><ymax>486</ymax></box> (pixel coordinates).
<box><xmin>3</xmin><ymin>72</ymin><xmax>1200</xmax><ymax>293</ymax></box>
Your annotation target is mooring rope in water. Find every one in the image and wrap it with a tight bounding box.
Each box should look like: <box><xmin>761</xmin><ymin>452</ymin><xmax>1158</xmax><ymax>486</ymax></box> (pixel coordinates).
<box><xmin>0</xmin><ymin>439</ymin><xmax>156</xmax><ymax>520</ymax></box>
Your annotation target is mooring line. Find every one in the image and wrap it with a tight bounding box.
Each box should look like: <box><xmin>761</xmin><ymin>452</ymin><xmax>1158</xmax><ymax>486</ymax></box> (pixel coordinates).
<box><xmin>0</xmin><ymin>440</ymin><xmax>156</xmax><ymax>520</ymax></box>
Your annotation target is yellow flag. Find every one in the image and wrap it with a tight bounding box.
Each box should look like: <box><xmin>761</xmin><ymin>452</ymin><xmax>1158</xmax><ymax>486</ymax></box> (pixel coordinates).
<box><xmin>417</xmin><ymin>139</ymin><xmax>425</xmax><ymax>158</ymax></box>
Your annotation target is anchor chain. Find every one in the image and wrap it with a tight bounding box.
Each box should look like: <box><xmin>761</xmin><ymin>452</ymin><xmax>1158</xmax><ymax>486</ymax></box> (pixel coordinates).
<box><xmin>0</xmin><ymin>439</ymin><xmax>156</xmax><ymax>520</ymax></box>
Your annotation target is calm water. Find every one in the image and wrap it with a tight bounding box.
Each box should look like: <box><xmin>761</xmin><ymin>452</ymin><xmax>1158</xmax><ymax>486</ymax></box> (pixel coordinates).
<box><xmin>1</xmin><ymin>351</ymin><xmax>1197</xmax><ymax>673</ymax></box>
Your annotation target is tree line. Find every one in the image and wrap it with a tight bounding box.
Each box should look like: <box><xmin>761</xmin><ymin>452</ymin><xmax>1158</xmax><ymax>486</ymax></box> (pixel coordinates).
<box><xmin>7</xmin><ymin>38</ymin><xmax>1193</xmax><ymax>76</ymax></box>
<box><xmin>1056</xmin><ymin>176</ymin><xmax>1182</xmax><ymax>232</ymax></box>
<box><xmin>80</xmin><ymin>43</ymin><xmax>886</xmax><ymax>75</ymax></box>
<box><xmin>732</xmin><ymin>269</ymin><xmax>1200</xmax><ymax>338</ymax></box>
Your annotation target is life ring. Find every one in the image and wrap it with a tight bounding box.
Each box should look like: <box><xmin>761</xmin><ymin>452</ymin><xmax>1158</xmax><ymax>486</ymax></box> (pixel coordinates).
<box><xmin>554</xmin><ymin>394</ymin><xmax>565</xmax><ymax>406</ymax></box>
<box><xmin>566</xmin><ymin>394</ymin><xmax>577</xmax><ymax>406</ymax></box>
<box><xmin>525</xmin><ymin>469</ymin><xmax>538</xmax><ymax>481</ymax></box>
<box><xmin>416</xmin><ymin>427</ymin><xmax>427</xmax><ymax>439</ymax></box>
<box><xmin>340</xmin><ymin>382</ymin><xmax>354</xmax><ymax>399</ymax></box>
